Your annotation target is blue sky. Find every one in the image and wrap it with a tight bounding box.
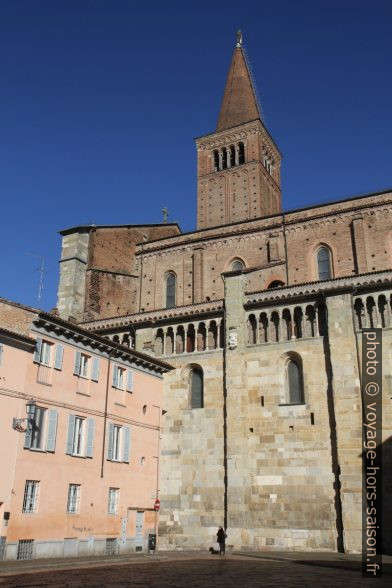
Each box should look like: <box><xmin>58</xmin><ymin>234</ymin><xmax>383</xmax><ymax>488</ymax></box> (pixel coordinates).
<box><xmin>1</xmin><ymin>0</ymin><xmax>391</xmax><ymax>311</ymax></box>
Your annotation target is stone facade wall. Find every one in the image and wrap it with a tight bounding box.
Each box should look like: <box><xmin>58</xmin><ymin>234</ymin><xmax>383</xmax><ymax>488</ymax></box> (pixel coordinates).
<box><xmin>57</xmin><ymin>230</ymin><xmax>90</xmax><ymax>321</ymax></box>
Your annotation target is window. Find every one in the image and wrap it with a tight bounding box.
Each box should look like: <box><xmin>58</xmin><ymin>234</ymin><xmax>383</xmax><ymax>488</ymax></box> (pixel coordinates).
<box><xmin>238</xmin><ymin>142</ymin><xmax>245</xmax><ymax>165</ymax></box>
<box><xmin>72</xmin><ymin>417</ymin><xmax>85</xmax><ymax>456</ymax></box>
<box><xmin>24</xmin><ymin>407</ymin><xmax>58</xmax><ymax>453</ymax></box>
<box><xmin>112</xmin><ymin>425</ymin><xmax>121</xmax><ymax>461</ymax></box>
<box><xmin>268</xmin><ymin>280</ymin><xmax>285</xmax><ymax>289</ymax></box>
<box><xmin>106</xmin><ymin>537</ymin><xmax>118</xmax><ymax>555</ymax></box>
<box><xmin>74</xmin><ymin>351</ymin><xmax>90</xmax><ymax>378</ymax></box>
<box><xmin>231</xmin><ymin>259</ymin><xmax>244</xmax><ymax>272</ymax></box>
<box><xmin>287</xmin><ymin>360</ymin><xmax>304</xmax><ymax>404</ymax></box>
<box><xmin>30</xmin><ymin>407</ymin><xmax>46</xmax><ymax>450</ymax></box>
<box><xmin>66</xmin><ymin>415</ymin><xmax>95</xmax><ymax>458</ymax></box>
<box><xmin>317</xmin><ymin>247</ymin><xmax>332</xmax><ymax>281</ymax></box>
<box><xmin>34</xmin><ymin>339</ymin><xmax>53</xmax><ymax>366</ymax></box>
<box><xmin>107</xmin><ymin>423</ymin><xmax>131</xmax><ymax>463</ymax></box>
<box><xmin>67</xmin><ymin>484</ymin><xmax>81</xmax><ymax>514</ymax></box>
<box><xmin>108</xmin><ymin>488</ymin><xmax>119</xmax><ymax>514</ymax></box>
<box><xmin>190</xmin><ymin>367</ymin><xmax>204</xmax><ymax>409</ymax></box>
<box><xmin>22</xmin><ymin>480</ymin><xmax>39</xmax><ymax>513</ymax></box>
<box><xmin>17</xmin><ymin>539</ymin><xmax>34</xmax><ymax>560</ymax></box>
<box><xmin>112</xmin><ymin>365</ymin><xmax>133</xmax><ymax>391</ymax></box>
<box><xmin>165</xmin><ymin>273</ymin><xmax>176</xmax><ymax>308</ymax></box>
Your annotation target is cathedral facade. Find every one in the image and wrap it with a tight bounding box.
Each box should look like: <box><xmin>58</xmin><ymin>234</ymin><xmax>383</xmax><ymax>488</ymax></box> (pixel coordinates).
<box><xmin>56</xmin><ymin>38</ymin><xmax>392</xmax><ymax>553</ymax></box>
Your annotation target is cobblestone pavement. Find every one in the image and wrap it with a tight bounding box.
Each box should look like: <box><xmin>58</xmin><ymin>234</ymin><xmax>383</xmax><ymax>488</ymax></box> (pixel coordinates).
<box><xmin>0</xmin><ymin>553</ymin><xmax>391</xmax><ymax>588</ymax></box>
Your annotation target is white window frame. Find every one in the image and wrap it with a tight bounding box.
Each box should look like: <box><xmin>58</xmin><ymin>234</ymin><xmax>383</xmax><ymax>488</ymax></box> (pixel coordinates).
<box><xmin>112</xmin><ymin>425</ymin><xmax>122</xmax><ymax>461</ymax></box>
<box><xmin>72</xmin><ymin>417</ymin><xmax>85</xmax><ymax>456</ymax></box>
<box><xmin>40</xmin><ymin>341</ymin><xmax>52</xmax><ymax>366</ymax></box>
<box><xmin>79</xmin><ymin>354</ymin><xmax>89</xmax><ymax>378</ymax></box>
<box><xmin>22</xmin><ymin>480</ymin><xmax>39</xmax><ymax>513</ymax></box>
<box><xmin>108</xmin><ymin>487</ymin><xmax>119</xmax><ymax>514</ymax></box>
<box><xmin>67</xmin><ymin>484</ymin><xmax>81</xmax><ymax>514</ymax></box>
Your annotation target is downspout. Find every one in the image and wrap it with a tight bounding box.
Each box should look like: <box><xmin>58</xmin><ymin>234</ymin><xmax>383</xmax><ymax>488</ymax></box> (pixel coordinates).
<box><xmin>101</xmin><ymin>345</ymin><xmax>116</xmax><ymax>478</ymax></box>
<box><xmin>222</xmin><ymin>280</ymin><xmax>228</xmax><ymax>531</ymax></box>
<box><xmin>282</xmin><ymin>212</ymin><xmax>289</xmax><ymax>286</ymax></box>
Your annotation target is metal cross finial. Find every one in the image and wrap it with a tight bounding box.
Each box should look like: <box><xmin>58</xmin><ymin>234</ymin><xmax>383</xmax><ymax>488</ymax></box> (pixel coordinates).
<box><xmin>236</xmin><ymin>30</ymin><xmax>243</xmax><ymax>48</ymax></box>
<box><xmin>162</xmin><ymin>207</ymin><xmax>168</xmax><ymax>223</ymax></box>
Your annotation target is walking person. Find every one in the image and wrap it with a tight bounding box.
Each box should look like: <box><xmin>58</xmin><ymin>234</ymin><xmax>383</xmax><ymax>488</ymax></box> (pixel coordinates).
<box><xmin>217</xmin><ymin>526</ymin><xmax>227</xmax><ymax>556</ymax></box>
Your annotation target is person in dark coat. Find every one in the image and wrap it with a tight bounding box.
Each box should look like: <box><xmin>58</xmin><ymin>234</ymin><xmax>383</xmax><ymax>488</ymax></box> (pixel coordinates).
<box><xmin>217</xmin><ymin>526</ymin><xmax>227</xmax><ymax>555</ymax></box>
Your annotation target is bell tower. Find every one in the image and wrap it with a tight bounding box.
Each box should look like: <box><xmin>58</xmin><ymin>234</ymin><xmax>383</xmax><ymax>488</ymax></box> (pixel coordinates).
<box><xmin>196</xmin><ymin>32</ymin><xmax>282</xmax><ymax>229</ymax></box>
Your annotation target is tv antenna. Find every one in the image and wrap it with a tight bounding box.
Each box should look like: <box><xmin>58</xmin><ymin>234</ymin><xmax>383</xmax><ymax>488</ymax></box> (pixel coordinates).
<box><xmin>27</xmin><ymin>253</ymin><xmax>45</xmax><ymax>304</ymax></box>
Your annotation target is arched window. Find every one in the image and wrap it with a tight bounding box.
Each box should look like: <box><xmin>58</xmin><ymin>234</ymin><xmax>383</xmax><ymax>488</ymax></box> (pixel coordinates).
<box><xmin>231</xmin><ymin>259</ymin><xmax>244</xmax><ymax>272</ymax></box>
<box><xmin>317</xmin><ymin>247</ymin><xmax>332</xmax><ymax>281</ymax></box>
<box><xmin>221</xmin><ymin>148</ymin><xmax>227</xmax><ymax>170</ymax></box>
<box><xmin>268</xmin><ymin>280</ymin><xmax>284</xmax><ymax>289</ymax></box>
<box><xmin>213</xmin><ymin>150</ymin><xmax>219</xmax><ymax>172</ymax></box>
<box><xmin>238</xmin><ymin>142</ymin><xmax>245</xmax><ymax>165</ymax></box>
<box><xmin>165</xmin><ymin>273</ymin><xmax>176</xmax><ymax>308</ymax></box>
<box><xmin>287</xmin><ymin>359</ymin><xmax>304</xmax><ymax>404</ymax></box>
<box><xmin>190</xmin><ymin>367</ymin><xmax>204</xmax><ymax>409</ymax></box>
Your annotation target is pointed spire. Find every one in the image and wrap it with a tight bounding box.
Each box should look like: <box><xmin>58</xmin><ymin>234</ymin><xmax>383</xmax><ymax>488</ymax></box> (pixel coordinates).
<box><xmin>216</xmin><ymin>32</ymin><xmax>262</xmax><ymax>132</ymax></box>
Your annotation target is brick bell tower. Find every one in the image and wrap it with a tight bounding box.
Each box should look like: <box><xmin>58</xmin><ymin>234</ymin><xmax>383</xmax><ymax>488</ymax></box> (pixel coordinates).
<box><xmin>196</xmin><ymin>32</ymin><xmax>282</xmax><ymax>229</ymax></box>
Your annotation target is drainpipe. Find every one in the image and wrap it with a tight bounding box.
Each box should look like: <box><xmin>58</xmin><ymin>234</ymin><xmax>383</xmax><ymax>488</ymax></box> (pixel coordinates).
<box><xmin>101</xmin><ymin>345</ymin><xmax>117</xmax><ymax>478</ymax></box>
<box><xmin>221</xmin><ymin>282</ymin><xmax>228</xmax><ymax>532</ymax></box>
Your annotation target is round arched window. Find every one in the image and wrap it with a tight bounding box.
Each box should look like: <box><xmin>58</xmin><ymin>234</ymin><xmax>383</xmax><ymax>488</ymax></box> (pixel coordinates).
<box><xmin>317</xmin><ymin>247</ymin><xmax>332</xmax><ymax>281</ymax></box>
<box><xmin>231</xmin><ymin>260</ymin><xmax>244</xmax><ymax>272</ymax></box>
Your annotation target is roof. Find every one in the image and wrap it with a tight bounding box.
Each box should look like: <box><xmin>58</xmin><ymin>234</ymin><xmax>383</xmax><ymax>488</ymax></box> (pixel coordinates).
<box><xmin>0</xmin><ymin>326</ymin><xmax>36</xmax><ymax>346</ymax></box>
<box><xmin>0</xmin><ymin>297</ymin><xmax>173</xmax><ymax>373</ymax></box>
<box><xmin>59</xmin><ymin>222</ymin><xmax>182</xmax><ymax>237</ymax></box>
<box><xmin>217</xmin><ymin>46</ymin><xmax>262</xmax><ymax>132</ymax></box>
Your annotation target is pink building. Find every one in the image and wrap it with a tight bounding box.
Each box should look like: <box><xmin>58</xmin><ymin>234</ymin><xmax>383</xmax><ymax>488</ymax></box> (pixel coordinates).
<box><xmin>0</xmin><ymin>298</ymin><xmax>171</xmax><ymax>560</ymax></box>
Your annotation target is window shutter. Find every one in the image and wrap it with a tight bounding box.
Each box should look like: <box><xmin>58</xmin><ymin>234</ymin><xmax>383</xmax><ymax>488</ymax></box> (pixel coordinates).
<box><xmin>33</xmin><ymin>338</ymin><xmax>42</xmax><ymax>363</ymax></box>
<box><xmin>46</xmin><ymin>410</ymin><xmax>58</xmax><ymax>452</ymax></box>
<box><xmin>112</xmin><ymin>366</ymin><xmax>118</xmax><ymax>388</ymax></box>
<box><xmin>66</xmin><ymin>414</ymin><xmax>76</xmax><ymax>455</ymax></box>
<box><xmin>107</xmin><ymin>423</ymin><xmax>114</xmax><ymax>460</ymax></box>
<box><xmin>123</xmin><ymin>426</ymin><xmax>131</xmax><ymax>463</ymax></box>
<box><xmin>73</xmin><ymin>351</ymin><xmax>81</xmax><ymax>375</ymax></box>
<box><xmin>126</xmin><ymin>370</ymin><xmax>133</xmax><ymax>392</ymax></box>
<box><xmin>86</xmin><ymin>418</ymin><xmax>95</xmax><ymax>458</ymax></box>
<box><xmin>54</xmin><ymin>344</ymin><xmax>64</xmax><ymax>370</ymax></box>
<box><xmin>24</xmin><ymin>418</ymin><xmax>33</xmax><ymax>449</ymax></box>
<box><xmin>91</xmin><ymin>357</ymin><xmax>100</xmax><ymax>382</ymax></box>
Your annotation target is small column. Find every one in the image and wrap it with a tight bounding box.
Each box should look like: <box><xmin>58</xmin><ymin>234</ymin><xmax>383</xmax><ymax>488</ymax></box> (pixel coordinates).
<box><xmin>314</xmin><ymin>305</ymin><xmax>320</xmax><ymax>337</ymax></box>
<box><xmin>183</xmin><ymin>324</ymin><xmax>188</xmax><ymax>354</ymax></box>
<box><xmin>206</xmin><ymin>320</ymin><xmax>211</xmax><ymax>351</ymax></box>
<box><xmin>194</xmin><ymin>322</ymin><xmax>200</xmax><ymax>352</ymax></box>
<box><xmin>235</xmin><ymin>145</ymin><xmax>239</xmax><ymax>166</ymax></box>
<box><xmin>360</xmin><ymin>297</ymin><xmax>368</xmax><ymax>328</ymax></box>
<box><xmin>219</xmin><ymin>150</ymin><xmax>223</xmax><ymax>171</ymax></box>
<box><xmin>162</xmin><ymin>328</ymin><xmax>167</xmax><ymax>355</ymax></box>
<box><xmin>290</xmin><ymin>308</ymin><xmax>296</xmax><ymax>340</ymax></box>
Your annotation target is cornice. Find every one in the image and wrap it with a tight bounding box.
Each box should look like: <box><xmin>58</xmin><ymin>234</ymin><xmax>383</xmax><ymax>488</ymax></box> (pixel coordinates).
<box><xmin>245</xmin><ymin>270</ymin><xmax>392</xmax><ymax>308</ymax></box>
<box><xmin>82</xmin><ymin>300</ymin><xmax>224</xmax><ymax>332</ymax></box>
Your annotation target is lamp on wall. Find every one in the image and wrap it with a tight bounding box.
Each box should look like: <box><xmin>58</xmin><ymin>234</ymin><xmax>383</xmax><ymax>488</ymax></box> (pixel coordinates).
<box><xmin>12</xmin><ymin>398</ymin><xmax>36</xmax><ymax>432</ymax></box>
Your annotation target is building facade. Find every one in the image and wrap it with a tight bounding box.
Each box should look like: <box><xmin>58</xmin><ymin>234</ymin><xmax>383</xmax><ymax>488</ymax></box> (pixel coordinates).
<box><xmin>54</xmin><ymin>37</ymin><xmax>392</xmax><ymax>554</ymax></box>
<box><xmin>0</xmin><ymin>298</ymin><xmax>171</xmax><ymax>560</ymax></box>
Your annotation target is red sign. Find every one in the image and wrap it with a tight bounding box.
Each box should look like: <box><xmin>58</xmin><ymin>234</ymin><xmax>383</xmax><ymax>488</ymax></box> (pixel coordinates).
<box><xmin>154</xmin><ymin>498</ymin><xmax>160</xmax><ymax>511</ymax></box>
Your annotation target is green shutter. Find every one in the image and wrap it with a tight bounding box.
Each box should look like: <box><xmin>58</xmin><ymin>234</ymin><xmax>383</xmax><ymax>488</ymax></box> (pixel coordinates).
<box><xmin>54</xmin><ymin>344</ymin><xmax>64</xmax><ymax>370</ymax></box>
<box><xmin>66</xmin><ymin>414</ymin><xmax>76</xmax><ymax>454</ymax></box>
<box><xmin>91</xmin><ymin>357</ymin><xmax>100</xmax><ymax>382</ymax></box>
<box><xmin>112</xmin><ymin>366</ymin><xmax>118</xmax><ymax>388</ymax></box>
<box><xmin>107</xmin><ymin>423</ymin><xmax>114</xmax><ymax>460</ymax></box>
<box><xmin>123</xmin><ymin>426</ymin><xmax>130</xmax><ymax>463</ymax></box>
<box><xmin>73</xmin><ymin>351</ymin><xmax>81</xmax><ymax>375</ymax></box>
<box><xmin>33</xmin><ymin>338</ymin><xmax>42</xmax><ymax>363</ymax></box>
<box><xmin>126</xmin><ymin>370</ymin><xmax>133</xmax><ymax>392</ymax></box>
<box><xmin>86</xmin><ymin>419</ymin><xmax>95</xmax><ymax>458</ymax></box>
<box><xmin>46</xmin><ymin>410</ymin><xmax>58</xmax><ymax>452</ymax></box>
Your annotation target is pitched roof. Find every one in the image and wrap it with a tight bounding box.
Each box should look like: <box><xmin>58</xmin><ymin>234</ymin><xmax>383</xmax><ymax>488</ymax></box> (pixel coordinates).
<box><xmin>216</xmin><ymin>46</ymin><xmax>261</xmax><ymax>132</ymax></box>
